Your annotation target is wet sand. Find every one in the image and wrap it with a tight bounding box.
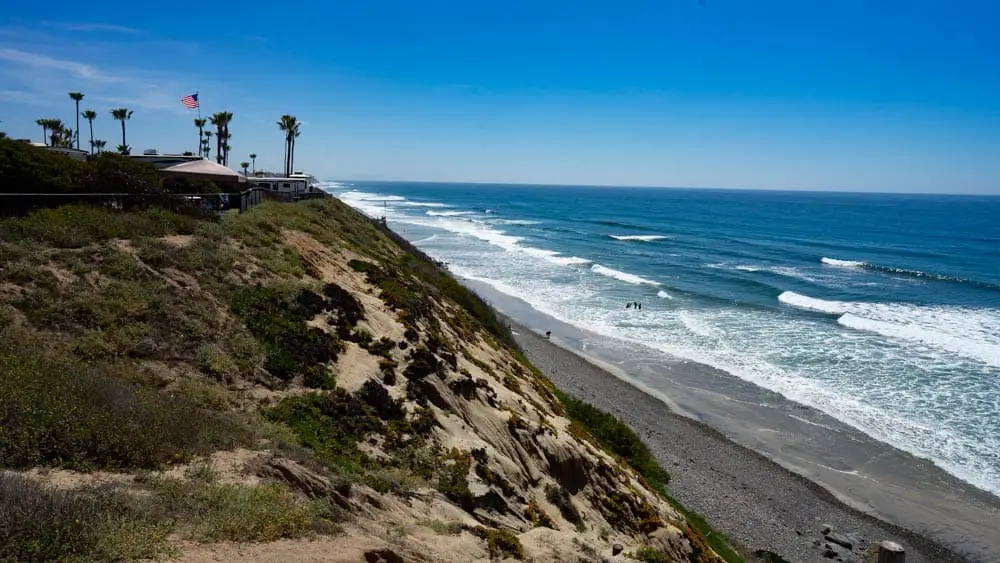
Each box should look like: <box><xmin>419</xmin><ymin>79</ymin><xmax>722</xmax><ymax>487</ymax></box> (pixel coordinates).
<box><xmin>461</xmin><ymin>280</ymin><xmax>1000</xmax><ymax>563</ymax></box>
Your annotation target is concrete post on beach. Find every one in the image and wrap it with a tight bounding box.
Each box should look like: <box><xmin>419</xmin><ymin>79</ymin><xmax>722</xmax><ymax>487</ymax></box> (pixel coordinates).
<box><xmin>877</xmin><ymin>541</ymin><xmax>905</xmax><ymax>563</ymax></box>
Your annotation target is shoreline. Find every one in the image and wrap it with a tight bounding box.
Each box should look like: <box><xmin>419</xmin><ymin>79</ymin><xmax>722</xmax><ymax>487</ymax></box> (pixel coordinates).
<box><xmin>508</xmin><ymin>319</ymin><xmax>973</xmax><ymax>563</ymax></box>
<box><xmin>447</xmin><ymin>276</ymin><xmax>1000</xmax><ymax>562</ymax></box>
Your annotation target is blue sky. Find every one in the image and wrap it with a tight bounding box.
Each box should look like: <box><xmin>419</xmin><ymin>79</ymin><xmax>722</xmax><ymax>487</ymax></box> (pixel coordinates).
<box><xmin>1</xmin><ymin>1</ymin><xmax>998</xmax><ymax>193</ymax></box>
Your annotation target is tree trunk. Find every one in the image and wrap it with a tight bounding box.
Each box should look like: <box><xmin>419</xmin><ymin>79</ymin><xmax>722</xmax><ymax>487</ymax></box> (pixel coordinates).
<box><xmin>283</xmin><ymin>137</ymin><xmax>289</xmax><ymax>177</ymax></box>
<box><xmin>216</xmin><ymin>131</ymin><xmax>222</xmax><ymax>164</ymax></box>
<box><xmin>290</xmin><ymin>136</ymin><xmax>295</xmax><ymax>175</ymax></box>
<box><xmin>120</xmin><ymin>121</ymin><xmax>126</xmax><ymax>150</ymax></box>
<box><xmin>88</xmin><ymin>122</ymin><xmax>94</xmax><ymax>154</ymax></box>
<box><xmin>74</xmin><ymin>101</ymin><xmax>81</xmax><ymax>150</ymax></box>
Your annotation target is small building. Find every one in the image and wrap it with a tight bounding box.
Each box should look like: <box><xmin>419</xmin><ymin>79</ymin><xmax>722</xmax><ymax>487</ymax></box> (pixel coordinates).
<box><xmin>246</xmin><ymin>175</ymin><xmax>314</xmax><ymax>197</ymax></box>
<box><xmin>29</xmin><ymin>143</ymin><xmax>89</xmax><ymax>161</ymax></box>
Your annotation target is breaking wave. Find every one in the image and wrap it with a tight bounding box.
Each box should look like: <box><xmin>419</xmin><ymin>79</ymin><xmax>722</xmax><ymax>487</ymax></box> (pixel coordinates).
<box><xmin>610</xmin><ymin>234</ymin><xmax>669</xmax><ymax>242</ymax></box>
<box><xmin>591</xmin><ymin>264</ymin><xmax>661</xmax><ymax>286</ymax></box>
<box><xmin>822</xmin><ymin>257</ymin><xmax>1000</xmax><ymax>291</ymax></box>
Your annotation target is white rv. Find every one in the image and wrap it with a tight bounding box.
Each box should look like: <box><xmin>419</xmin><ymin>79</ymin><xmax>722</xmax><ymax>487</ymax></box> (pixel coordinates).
<box><xmin>246</xmin><ymin>175</ymin><xmax>317</xmax><ymax>197</ymax></box>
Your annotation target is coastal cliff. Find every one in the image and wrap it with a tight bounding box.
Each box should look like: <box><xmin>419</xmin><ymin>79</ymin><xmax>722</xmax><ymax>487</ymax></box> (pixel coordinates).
<box><xmin>0</xmin><ymin>197</ymin><xmax>739</xmax><ymax>562</ymax></box>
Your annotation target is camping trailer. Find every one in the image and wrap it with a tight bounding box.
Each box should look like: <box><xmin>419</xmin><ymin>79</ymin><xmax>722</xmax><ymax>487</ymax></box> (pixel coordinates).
<box><xmin>246</xmin><ymin>175</ymin><xmax>320</xmax><ymax>197</ymax></box>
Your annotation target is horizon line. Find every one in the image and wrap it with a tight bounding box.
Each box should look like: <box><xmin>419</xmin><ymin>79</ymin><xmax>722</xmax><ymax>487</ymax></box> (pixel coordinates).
<box><xmin>327</xmin><ymin>178</ymin><xmax>1000</xmax><ymax>197</ymax></box>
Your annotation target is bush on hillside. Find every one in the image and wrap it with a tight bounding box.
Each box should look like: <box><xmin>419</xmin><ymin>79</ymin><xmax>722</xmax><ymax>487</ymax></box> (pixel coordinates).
<box><xmin>0</xmin><ymin>326</ymin><xmax>249</xmax><ymax>470</ymax></box>
<box><xmin>0</xmin><ymin>138</ymin><xmax>89</xmax><ymax>194</ymax></box>
<box><xmin>0</xmin><ymin>473</ymin><xmax>162</xmax><ymax>561</ymax></box>
<box><xmin>83</xmin><ymin>153</ymin><xmax>162</xmax><ymax>194</ymax></box>
<box><xmin>554</xmin><ymin>389</ymin><xmax>670</xmax><ymax>490</ymax></box>
<box><xmin>229</xmin><ymin>285</ymin><xmax>342</xmax><ymax>381</ymax></box>
<box><xmin>162</xmin><ymin>176</ymin><xmax>221</xmax><ymax>194</ymax></box>
<box><xmin>0</xmin><ymin>139</ymin><xmax>164</xmax><ymax>195</ymax></box>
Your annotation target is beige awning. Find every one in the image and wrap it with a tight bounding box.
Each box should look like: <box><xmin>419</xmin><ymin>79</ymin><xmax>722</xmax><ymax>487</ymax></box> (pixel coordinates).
<box><xmin>162</xmin><ymin>159</ymin><xmax>246</xmax><ymax>183</ymax></box>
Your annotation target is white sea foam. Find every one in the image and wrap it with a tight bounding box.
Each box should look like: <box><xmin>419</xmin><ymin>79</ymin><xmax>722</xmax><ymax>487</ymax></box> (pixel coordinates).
<box><xmin>822</xmin><ymin>257</ymin><xmax>866</xmax><ymax>268</ymax></box>
<box><xmin>591</xmin><ymin>264</ymin><xmax>661</xmax><ymax>286</ymax></box>
<box><xmin>340</xmin><ymin>191</ymin><xmax>405</xmax><ymax>202</ymax></box>
<box><xmin>426</xmin><ymin>210</ymin><xmax>474</xmax><ymax>217</ymax></box>
<box><xmin>657</xmin><ymin>290</ymin><xmax>673</xmax><ymax>300</ymax></box>
<box><xmin>369</xmin><ymin>206</ymin><xmax>588</xmax><ymax>268</ymax></box>
<box><xmin>402</xmin><ymin>201</ymin><xmax>448</xmax><ymax>207</ymax></box>
<box><xmin>780</xmin><ymin>292</ymin><xmax>1000</xmax><ymax>368</ymax></box>
<box><xmin>837</xmin><ymin>311</ymin><xmax>1000</xmax><ymax>368</ymax></box>
<box><xmin>778</xmin><ymin>291</ymin><xmax>847</xmax><ymax>315</ymax></box>
<box><xmin>489</xmin><ymin>219</ymin><xmax>541</xmax><ymax>226</ymax></box>
<box><xmin>610</xmin><ymin>235</ymin><xmax>669</xmax><ymax>242</ymax></box>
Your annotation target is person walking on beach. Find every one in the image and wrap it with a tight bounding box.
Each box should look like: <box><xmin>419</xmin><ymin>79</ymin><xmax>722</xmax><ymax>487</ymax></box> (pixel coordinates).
<box><xmin>638</xmin><ymin>302</ymin><xmax>641</xmax><ymax>310</ymax></box>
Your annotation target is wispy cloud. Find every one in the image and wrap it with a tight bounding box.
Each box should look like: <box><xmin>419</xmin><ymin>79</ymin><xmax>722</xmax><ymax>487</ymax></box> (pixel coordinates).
<box><xmin>0</xmin><ymin>47</ymin><xmax>193</xmax><ymax>114</ymax></box>
<box><xmin>39</xmin><ymin>21</ymin><xmax>141</xmax><ymax>35</ymax></box>
<box><xmin>0</xmin><ymin>48</ymin><xmax>124</xmax><ymax>83</ymax></box>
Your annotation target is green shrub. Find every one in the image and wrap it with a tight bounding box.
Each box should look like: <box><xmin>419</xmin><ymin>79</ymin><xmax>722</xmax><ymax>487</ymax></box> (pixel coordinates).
<box><xmin>545</xmin><ymin>483</ymin><xmax>582</xmax><ymax>526</ymax></box>
<box><xmin>150</xmin><ymin>477</ymin><xmax>318</xmax><ymax>542</ymax></box>
<box><xmin>0</xmin><ymin>472</ymin><xmax>168</xmax><ymax>561</ymax></box>
<box><xmin>437</xmin><ymin>449</ymin><xmax>474</xmax><ymax>511</ymax></box>
<box><xmin>230</xmin><ymin>285</ymin><xmax>342</xmax><ymax>381</ymax></box>
<box><xmin>0</xmin><ymin>204</ymin><xmax>202</xmax><ymax>248</ymax></box>
<box><xmin>553</xmin><ymin>389</ymin><xmax>669</xmax><ymax>491</ymax></box>
<box><xmin>634</xmin><ymin>546</ymin><xmax>673</xmax><ymax>563</ymax></box>
<box><xmin>163</xmin><ymin>176</ymin><xmax>221</xmax><ymax>194</ymax></box>
<box><xmin>266</xmin><ymin>390</ymin><xmax>381</xmax><ymax>472</ymax></box>
<box><xmin>84</xmin><ymin>153</ymin><xmax>162</xmax><ymax>194</ymax></box>
<box><xmin>0</xmin><ymin>327</ymin><xmax>250</xmax><ymax>470</ymax></box>
<box><xmin>471</xmin><ymin>526</ymin><xmax>524</xmax><ymax>560</ymax></box>
<box><xmin>0</xmin><ymin>138</ymin><xmax>89</xmax><ymax>194</ymax></box>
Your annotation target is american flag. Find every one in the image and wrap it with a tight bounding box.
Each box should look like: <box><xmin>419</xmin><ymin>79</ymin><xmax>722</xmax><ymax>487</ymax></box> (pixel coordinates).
<box><xmin>180</xmin><ymin>93</ymin><xmax>199</xmax><ymax>109</ymax></box>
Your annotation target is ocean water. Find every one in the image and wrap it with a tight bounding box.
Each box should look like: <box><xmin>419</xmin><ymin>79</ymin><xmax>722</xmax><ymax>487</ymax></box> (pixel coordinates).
<box><xmin>328</xmin><ymin>181</ymin><xmax>1000</xmax><ymax>497</ymax></box>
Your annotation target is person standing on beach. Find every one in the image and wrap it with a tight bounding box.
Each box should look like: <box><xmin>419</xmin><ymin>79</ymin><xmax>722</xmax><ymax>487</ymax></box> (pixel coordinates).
<box><xmin>638</xmin><ymin>302</ymin><xmax>641</xmax><ymax>310</ymax></box>
<box><xmin>626</xmin><ymin>302</ymin><xmax>632</xmax><ymax>309</ymax></box>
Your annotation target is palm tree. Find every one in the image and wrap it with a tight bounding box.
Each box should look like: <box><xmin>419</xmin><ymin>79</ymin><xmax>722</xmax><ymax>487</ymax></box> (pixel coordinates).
<box><xmin>82</xmin><ymin>110</ymin><xmax>97</xmax><ymax>154</ymax></box>
<box><xmin>240</xmin><ymin>161</ymin><xmax>250</xmax><ymax>176</ymax></box>
<box><xmin>209</xmin><ymin>112</ymin><xmax>224</xmax><ymax>164</ymax></box>
<box><xmin>203</xmin><ymin>130</ymin><xmax>213</xmax><ymax>154</ymax></box>
<box><xmin>36</xmin><ymin>119</ymin><xmax>50</xmax><ymax>145</ymax></box>
<box><xmin>194</xmin><ymin>118</ymin><xmax>207</xmax><ymax>157</ymax></box>
<box><xmin>117</xmin><ymin>144</ymin><xmax>131</xmax><ymax>154</ymax></box>
<box><xmin>93</xmin><ymin>139</ymin><xmax>107</xmax><ymax>154</ymax></box>
<box><xmin>58</xmin><ymin>127</ymin><xmax>74</xmax><ymax>148</ymax></box>
<box><xmin>249</xmin><ymin>153</ymin><xmax>257</xmax><ymax>175</ymax></box>
<box><xmin>110</xmin><ymin>108</ymin><xmax>133</xmax><ymax>154</ymax></box>
<box><xmin>209</xmin><ymin>111</ymin><xmax>235</xmax><ymax>165</ymax></box>
<box><xmin>277</xmin><ymin>115</ymin><xmax>299</xmax><ymax>176</ymax></box>
<box><xmin>69</xmin><ymin>92</ymin><xmax>84</xmax><ymax>149</ymax></box>
<box><xmin>289</xmin><ymin>121</ymin><xmax>301</xmax><ymax>175</ymax></box>
<box><xmin>46</xmin><ymin>120</ymin><xmax>65</xmax><ymax>146</ymax></box>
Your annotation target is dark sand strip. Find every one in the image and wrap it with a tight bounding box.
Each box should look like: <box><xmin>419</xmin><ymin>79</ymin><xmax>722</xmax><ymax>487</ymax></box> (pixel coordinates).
<box><xmin>510</xmin><ymin>321</ymin><xmax>976</xmax><ymax>563</ymax></box>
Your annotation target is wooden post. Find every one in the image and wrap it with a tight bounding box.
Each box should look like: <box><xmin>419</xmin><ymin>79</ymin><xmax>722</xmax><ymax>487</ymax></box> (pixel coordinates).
<box><xmin>876</xmin><ymin>541</ymin><xmax>905</xmax><ymax>563</ymax></box>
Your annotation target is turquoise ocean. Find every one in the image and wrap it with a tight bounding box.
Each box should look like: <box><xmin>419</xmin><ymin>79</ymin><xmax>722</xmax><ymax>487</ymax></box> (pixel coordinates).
<box><xmin>327</xmin><ymin>182</ymin><xmax>1000</xmax><ymax>498</ymax></box>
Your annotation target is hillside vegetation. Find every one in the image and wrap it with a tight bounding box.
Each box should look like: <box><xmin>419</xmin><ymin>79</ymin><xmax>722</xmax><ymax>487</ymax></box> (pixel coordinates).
<box><xmin>0</xmin><ymin>194</ymin><xmax>741</xmax><ymax>562</ymax></box>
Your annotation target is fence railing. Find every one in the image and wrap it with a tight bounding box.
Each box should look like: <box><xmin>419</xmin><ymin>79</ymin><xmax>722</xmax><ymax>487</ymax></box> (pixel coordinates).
<box><xmin>0</xmin><ymin>188</ymin><xmax>329</xmax><ymax>218</ymax></box>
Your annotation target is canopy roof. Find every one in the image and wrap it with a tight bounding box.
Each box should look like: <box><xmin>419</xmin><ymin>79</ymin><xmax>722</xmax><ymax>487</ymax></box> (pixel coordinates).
<box><xmin>161</xmin><ymin>159</ymin><xmax>245</xmax><ymax>185</ymax></box>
